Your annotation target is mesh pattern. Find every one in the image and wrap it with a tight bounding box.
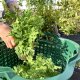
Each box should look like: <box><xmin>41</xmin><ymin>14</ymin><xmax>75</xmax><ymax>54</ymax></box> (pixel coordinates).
<box><xmin>0</xmin><ymin>42</ymin><xmax>22</xmax><ymax>67</ymax></box>
<box><xmin>34</xmin><ymin>33</ymin><xmax>67</xmax><ymax>68</ymax></box>
<box><xmin>0</xmin><ymin>32</ymin><xmax>79</xmax><ymax>69</ymax></box>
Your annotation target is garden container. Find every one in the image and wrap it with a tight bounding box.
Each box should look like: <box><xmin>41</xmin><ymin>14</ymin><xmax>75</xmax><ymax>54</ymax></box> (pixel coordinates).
<box><xmin>0</xmin><ymin>36</ymin><xmax>80</xmax><ymax>80</ymax></box>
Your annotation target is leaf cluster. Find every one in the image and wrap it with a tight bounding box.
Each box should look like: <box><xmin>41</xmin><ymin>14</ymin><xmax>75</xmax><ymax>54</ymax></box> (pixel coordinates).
<box><xmin>57</xmin><ymin>0</ymin><xmax>80</xmax><ymax>34</ymax></box>
<box><xmin>14</xmin><ymin>54</ymin><xmax>61</xmax><ymax>79</ymax></box>
<box><xmin>11</xmin><ymin>10</ymin><xmax>44</xmax><ymax>58</ymax></box>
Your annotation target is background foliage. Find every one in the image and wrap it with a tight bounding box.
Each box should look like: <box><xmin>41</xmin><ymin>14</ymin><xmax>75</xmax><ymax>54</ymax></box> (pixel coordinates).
<box><xmin>57</xmin><ymin>0</ymin><xmax>80</xmax><ymax>34</ymax></box>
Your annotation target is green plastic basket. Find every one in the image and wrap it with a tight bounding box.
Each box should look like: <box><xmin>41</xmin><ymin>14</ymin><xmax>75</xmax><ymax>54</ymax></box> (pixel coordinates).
<box><xmin>0</xmin><ymin>36</ymin><xmax>80</xmax><ymax>80</ymax></box>
<box><xmin>0</xmin><ymin>41</ymin><xmax>22</xmax><ymax>67</ymax></box>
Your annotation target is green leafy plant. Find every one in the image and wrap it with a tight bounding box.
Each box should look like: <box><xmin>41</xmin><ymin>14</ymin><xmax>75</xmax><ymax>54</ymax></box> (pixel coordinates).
<box><xmin>2</xmin><ymin>0</ymin><xmax>72</xmax><ymax>79</ymax></box>
<box><xmin>11</xmin><ymin>10</ymin><xmax>44</xmax><ymax>59</ymax></box>
<box><xmin>11</xmin><ymin>9</ymin><xmax>63</xmax><ymax>79</ymax></box>
<box><xmin>27</xmin><ymin>0</ymin><xmax>59</xmax><ymax>33</ymax></box>
<box><xmin>57</xmin><ymin>0</ymin><xmax>80</xmax><ymax>34</ymax></box>
<box><xmin>14</xmin><ymin>54</ymin><xmax>61</xmax><ymax>79</ymax></box>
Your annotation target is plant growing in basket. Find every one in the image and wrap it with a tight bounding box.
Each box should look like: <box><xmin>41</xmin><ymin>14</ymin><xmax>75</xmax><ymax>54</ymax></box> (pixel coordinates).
<box><xmin>10</xmin><ymin>9</ymin><xmax>68</xmax><ymax>80</ymax></box>
<box><xmin>2</xmin><ymin>0</ymin><xmax>69</xmax><ymax>79</ymax></box>
<box><xmin>11</xmin><ymin>10</ymin><xmax>66</xmax><ymax>79</ymax></box>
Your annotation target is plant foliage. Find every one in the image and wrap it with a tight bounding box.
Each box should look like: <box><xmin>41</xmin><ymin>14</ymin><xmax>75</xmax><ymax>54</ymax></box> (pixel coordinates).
<box><xmin>57</xmin><ymin>0</ymin><xmax>80</xmax><ymax>34</ymax></box>
<box><xmin>2</xmin><ymin>0</ymin><xmax>75</xmax><ymax>79</ymax></box>
<box><xmin>11</xmin><ymin>10</ymin><xmax>44</xmax><ymax>59</ymax></box>
<box><xmin>14</xmin><ymin>54</ymin><xmax>61</xmax><ymax>79</ymax></box>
